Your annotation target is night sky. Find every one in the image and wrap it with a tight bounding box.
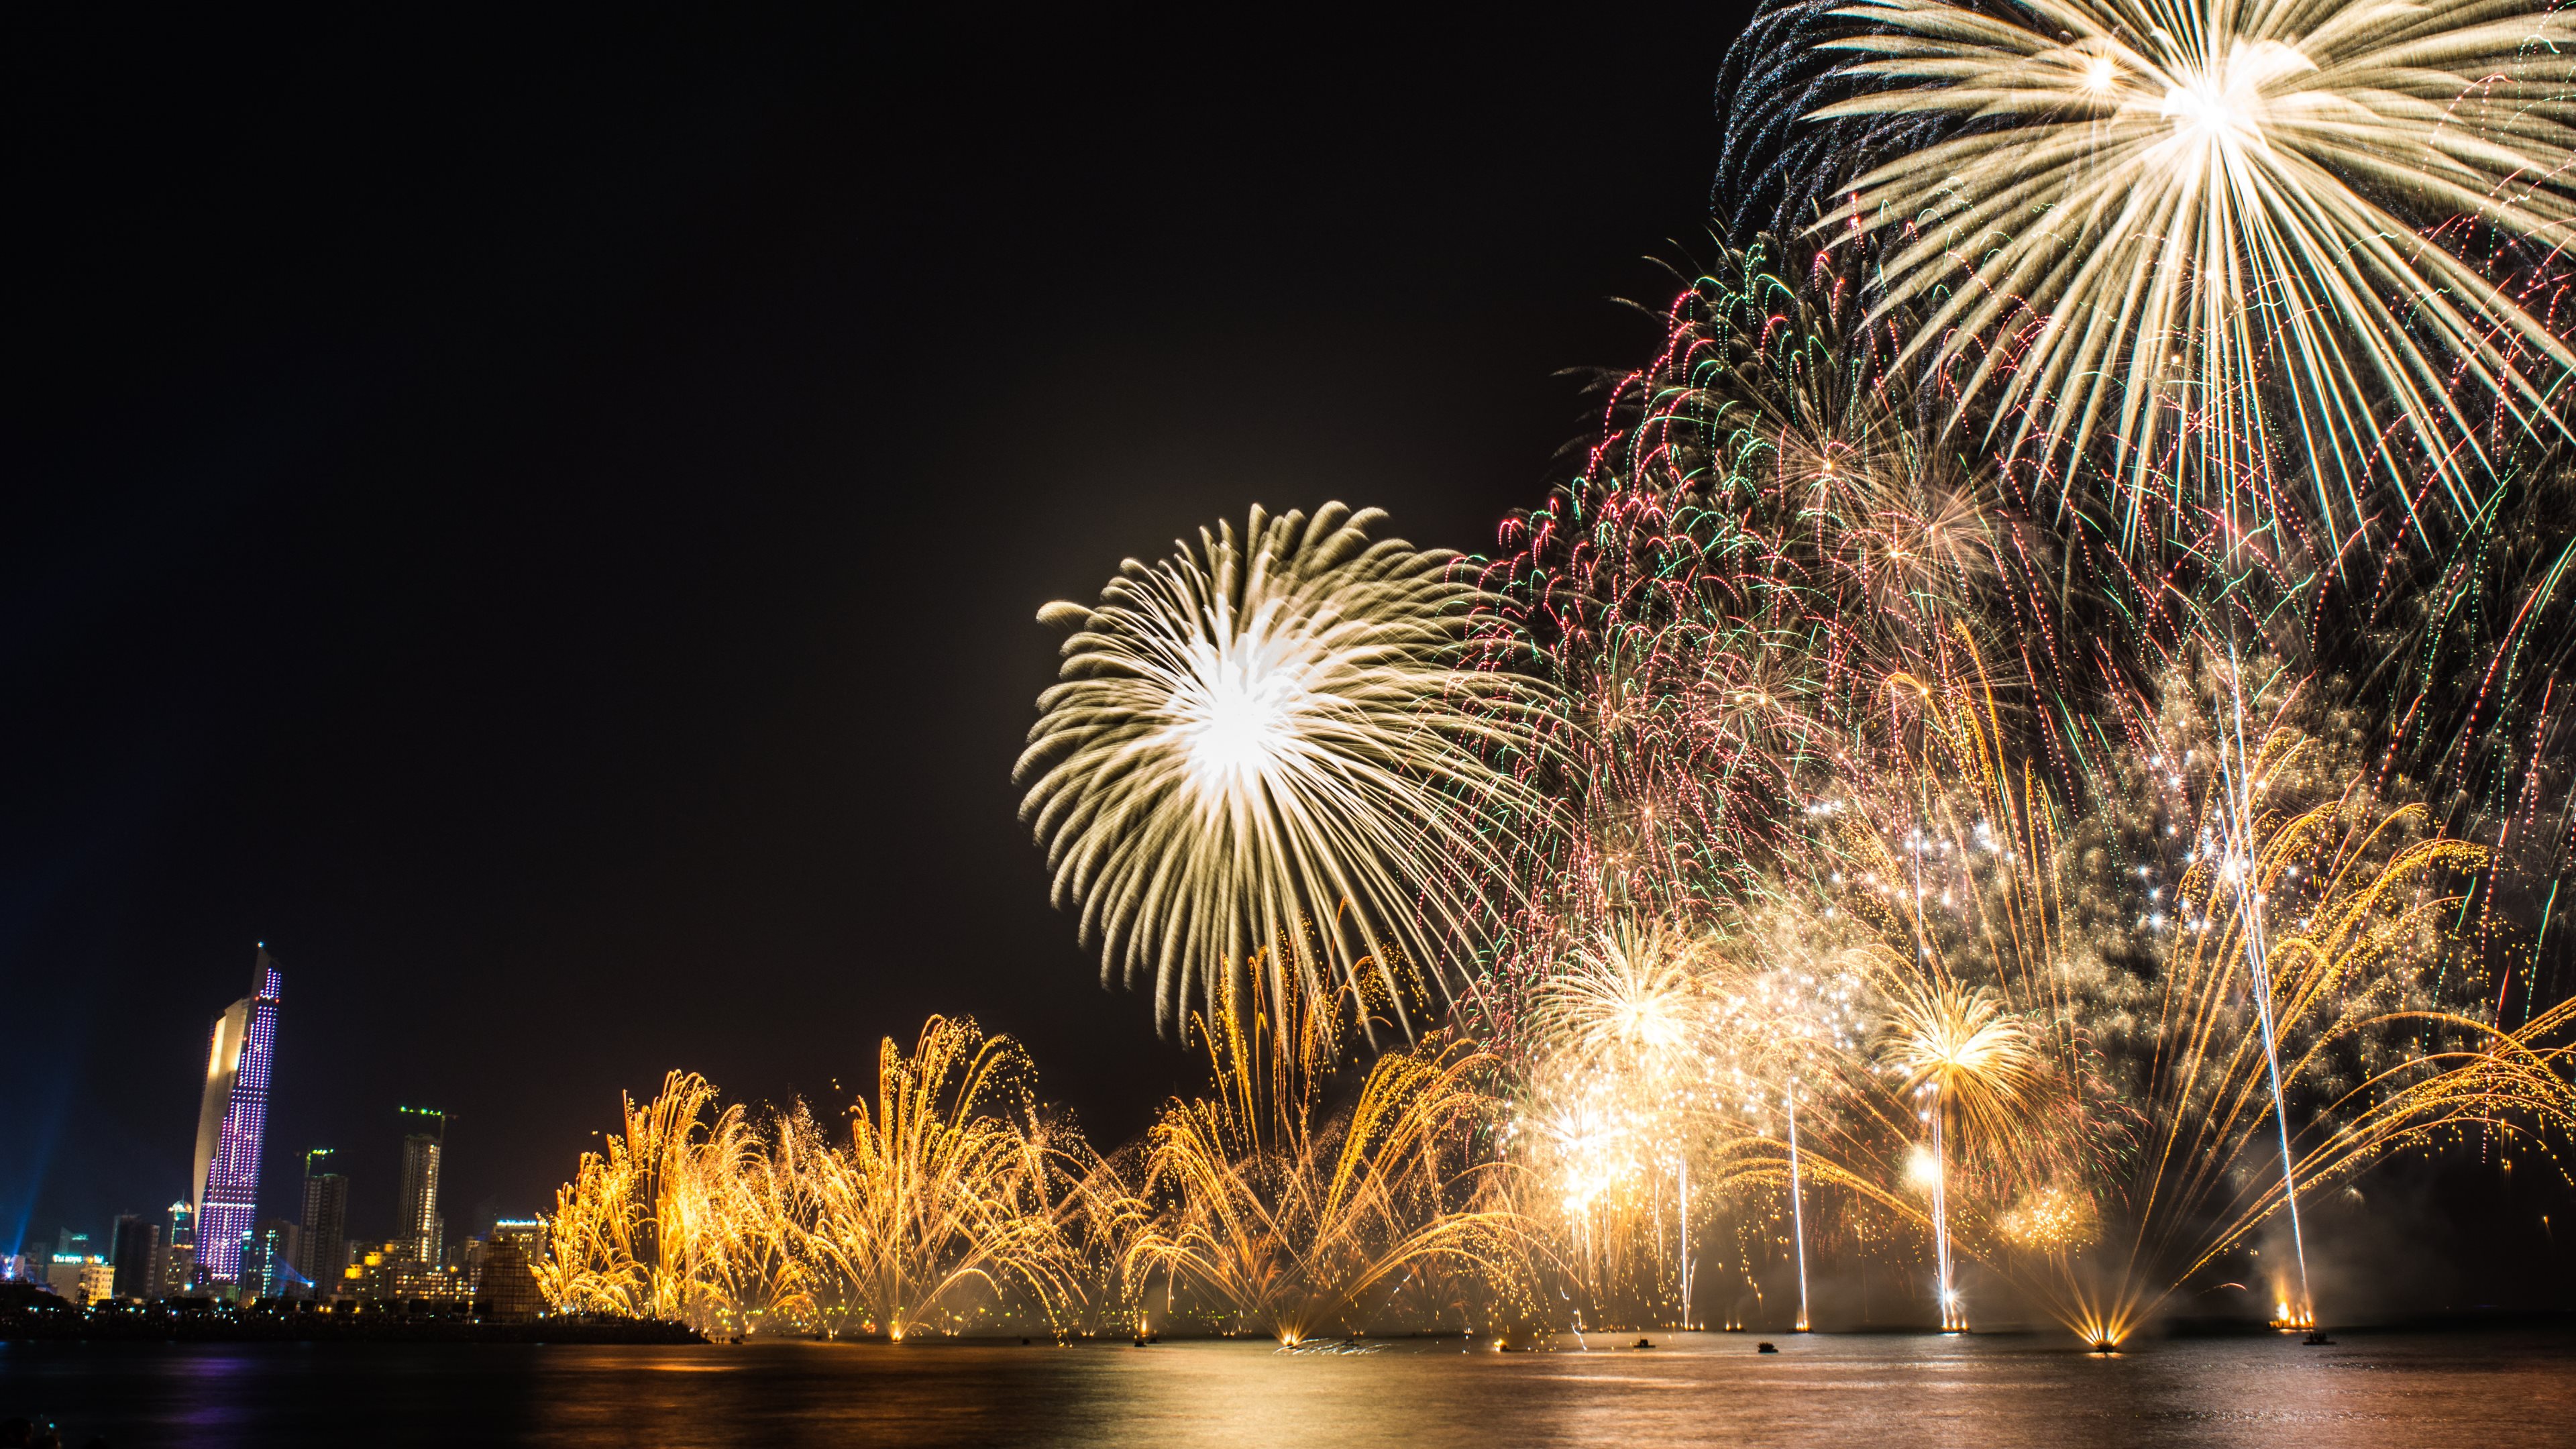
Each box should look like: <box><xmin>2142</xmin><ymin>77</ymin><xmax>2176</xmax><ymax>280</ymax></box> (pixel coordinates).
<box><xmin>8</xmin><ymin>8</ymin><xmax>1762</xmax><ymax>1252</ymax></box>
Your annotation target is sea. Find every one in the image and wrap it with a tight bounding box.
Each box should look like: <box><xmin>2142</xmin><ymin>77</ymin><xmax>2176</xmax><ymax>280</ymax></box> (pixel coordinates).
<box><xmin>6</xmin><ymin>1325</ymin><xmax>2570</xmax><ymax>1448</ymax></box>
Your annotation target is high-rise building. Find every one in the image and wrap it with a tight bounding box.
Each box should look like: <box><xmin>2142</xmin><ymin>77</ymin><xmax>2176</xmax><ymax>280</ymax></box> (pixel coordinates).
<box><xmin>395</xmin><ymin>1108</ymin><xmax>446</xmax><ymax>1265</ymax></box>
<box><xmin>110</xmin><ymin>1214</ymin><xmax>159</xmax><ymax>1301</ymax></box>
<box><xmin>191</xmin><ymin>947</ymin><xmax>284</xmax><ymax>1283</ymax></box>
<box><xmin>161</xmin><ymin>1200</ymin><xmax>199</xmax><ymax>1297</ymax></box>
<box><xmin>297</xmin><ymin>1148</ymin><xmax>349</xmax><ymax>1293</ymax></box>
<box><xmin>239</xmin><ymin>1218</ymin><xmax>300</xmax><ymax>1300</ymax></box>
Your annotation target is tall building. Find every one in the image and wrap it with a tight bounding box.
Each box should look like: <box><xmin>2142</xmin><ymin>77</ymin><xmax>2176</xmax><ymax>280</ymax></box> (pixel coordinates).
<box><xmin>297</xmin><ymin>1148</ymin><xmax>349</xmax><ymax>1293</ymax></box>
<box><xmin>395</xmin><ymin>1108</ymin><xmax>445</xmax><ymax>1265</ymax></box>
<box><xmin>240</xmin><ymin>1219</ymin><xmax>301</xmax><ymax>1300</ymax></box>
<box><xmin>191</xmin><ymin>947</ymin><xmax>284</xmax><ymax>1283</ymax></box>
<box><xmin>110</xmin><ymin>1214</ymin><xmax>159</xmax><ymax>1301</ymax></box>
<box><xmin>161</xmin><ymin>1200</ymin><xmax>199</xmax><ymax>1297</ymax></box>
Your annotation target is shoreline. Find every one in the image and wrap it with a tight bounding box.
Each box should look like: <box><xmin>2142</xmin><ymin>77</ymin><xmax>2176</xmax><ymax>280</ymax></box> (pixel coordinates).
<box><xmin>8</xmin><ymin>1309</ymin><xmax>2565</xmax><ymax>1348</ymax></box>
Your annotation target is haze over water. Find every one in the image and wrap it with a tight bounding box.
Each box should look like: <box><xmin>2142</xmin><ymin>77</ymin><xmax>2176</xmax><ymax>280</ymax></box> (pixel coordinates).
<box><xmin>11</xmin><ymin>1326</ymin><xmax>2571</xmax><ymax>1448</ymax></box>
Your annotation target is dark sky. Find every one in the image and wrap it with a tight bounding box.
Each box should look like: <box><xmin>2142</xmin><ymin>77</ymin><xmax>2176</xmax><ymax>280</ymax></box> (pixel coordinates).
<box><xmin>7</xmin><ymin>7</ymin><xmax>1760</xmax><ymax>1250</ymax></box>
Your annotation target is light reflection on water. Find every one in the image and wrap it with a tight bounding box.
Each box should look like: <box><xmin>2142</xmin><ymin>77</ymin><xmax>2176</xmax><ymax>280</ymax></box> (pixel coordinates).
<box><xmin>7</xmin><ymin>1328</ymin><xmax>2571</xmax><ymax>1448</ymax></box>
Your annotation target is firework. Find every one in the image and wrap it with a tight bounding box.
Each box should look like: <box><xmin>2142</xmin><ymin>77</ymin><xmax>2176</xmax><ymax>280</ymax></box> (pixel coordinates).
<box><xmin>539</xmin><ymin>1022</ymin><xmax>1097</xmax><ymax>1340</ymax></box>
<box><xmin>1784</xmin><ymin>1082</ymin><xmax>1813</xmax><ymax>1330</ymax></box>
<box><xmin>1467</xmin><ymin>236</ymin><xmax>2097</xmax><ymax>961</ymax></box>
<box><xmin>1815</xmin><ymin>655</ymin><xmax>2576</xmax><ymax>1343</ymax></box>
<box><xmin>796</xmin><ymin>1017</ymin><xmax>1084</xmax><ymax>1341</ymax></box>
<box><xmin>1517</xmin><ymin>924</ymin><xmax>1722</xmax><ymax>1324</ymax></box>
<box><xmin>1719</xmin><ymin>1</ymin><xmax>1972</xmax><ymax>240</ymax></box>
<box><xmin>2300</xmin><ymin>459</ymin><xmax>2576</xmax><ymax>986</ymax></box>
<box><xmin>1877</xmin><ymin>981</ymin><xmax>2041</xmax><ymax>1329</ymax></box>
<box><xmin>1128</xmin><ymin>963</ymin><xmax>1529</xmax><ymax>1343</ymax></box>
<box><xmin>1529</xmin><ymin>923</ymin><xmax>1711</xmax><ymax>1074</ymax></box>
<box><xmin>1020</xmin><ymin>502</ymin><xmax>1549</xmax><ymax>1034</ymax></box>
<box><xmin>1485</xmin><ymin>593</ymin><xmax>2576</xmax><ymax>1344</ymax></box>
<box><xmin>774</xmin><ymin>11</ymin><xmax>2576</xmax><ymax>1348</ymax></box>
<box><xmin>1810</xmin><ymin>0</ymin><xmax>2576</xmax><ymax>545</ymax></box>
<box><xmin>506</xmin><ymin>0</ymin><xmax>2576</xmax><ymax>1358</ymax></box>
<box><xmin>1459</xmin><ymin>223</ymin><xmax>2576</xmax><ymax>1344</ymax></box>
<box><xmin>540</xmin><ymin>1072</ymin><xmax>768</xmax><ymax>1332</ymax></box>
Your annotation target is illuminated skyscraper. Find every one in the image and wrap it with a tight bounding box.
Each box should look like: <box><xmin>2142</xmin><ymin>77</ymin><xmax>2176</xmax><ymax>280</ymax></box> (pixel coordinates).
<box><xmin>396</xmin><ymin>1108</ymin><xmax>446</xmax><ymax>1265</ymax></box>
<box><xmin>191</xmin><ymin>947</ymin><xmax>284</xmax><ymax>1283</ymax></box>
<box><xmin>161</xmin><ymin>1200</ymin><xmax>198</xmax><ymax>1296</ymax></box>
<box><xmin>297</xmin><ymin>1148</ymin><xmax>349</xmax><ymax>1293</ymax></box>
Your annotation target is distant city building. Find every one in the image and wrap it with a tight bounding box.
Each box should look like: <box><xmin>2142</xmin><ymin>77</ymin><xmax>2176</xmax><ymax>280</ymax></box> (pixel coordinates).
<box><xmin>239</xmin><ymin>1218</ymin><xmax>301</xmax><ymax>1300</ymax></box>
<box><xmin>297</xmin><ymin>1148</ymin><xmax>349</xmax><ymax>1293</ymax></box>
<box><xmin>395</xmin><ymin>1108</ymin><xmax>446</xmax><ymax>1267</ymax></box>
<box><xmin>161</xmin><ymin>1200</ymin><xmax>199</xmax><ymax>1297</ymax></box>
<box><xmin>191</xmin><ymin>947</ymin><xmax>284</xmax><ymax>1283</ymax></box>
<box><xmin>56</xmin><ymin>1229</ymin><xmax>91</xmax><ymax>1260</ymax></box>
<box><xmin>111</xmin><ymin>1214</ymin><xmax>160</xmax><ymax>1301</ymax></box>
<box><xmin>489</xmin><ymin>1217</ymin><xmax>551</xmax><ymax>1272</ymax></box>
<box><xmin>236</xmin><ymin>1232</ymin><xmax>272</xmax><ymax>1301</ymax></box>
<box><xmin>47</xmin><ymin>1256</ymin><xmax>113</xmax><ymax>1305</ymax></box>
<box><xmin>478</xmin><ymin>1235</ymin><xmax>545</xmax><ymax>1320</ymax></box>
<box><xmin>344</xmin><ymin>1241</ymin><xmax>470</xmax><ymax>1303</ymax></box>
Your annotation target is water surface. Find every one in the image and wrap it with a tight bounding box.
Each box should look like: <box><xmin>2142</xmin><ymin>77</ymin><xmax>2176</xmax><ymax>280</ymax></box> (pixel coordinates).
<box><xmin>8</xmin><ymin>1327</ymin><xmax>2569</xmax><ymax>1448</ymax></box>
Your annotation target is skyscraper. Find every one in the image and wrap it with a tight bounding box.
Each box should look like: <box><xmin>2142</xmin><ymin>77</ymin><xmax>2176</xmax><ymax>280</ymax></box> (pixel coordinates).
<box><xmin>161</xmin><ymin>1200</ymin><xmax>198</xmax><ymax>1297</ymax></box>
<box><xmin>191</xmin><ymin>947</ymin><xmax>284</xmax><ymax>1283</ymax></box>
<box><xmin>395</xmin><ymin>1108</ymin><xmax>446</xmax><ymax>1265</ymax></box>
<box><xmin>297</xmin><ymin>1148</ymin><xmax>349</xmax><ymax>1293</ymax></box>
<box><xmin>241</xmin><ymin>1218</ymin><xmax>300</xmax><ymax>1300</ymax></box>
<box><xmin>110</xmin><ymin>1213</ymin><xmax>159</xmax><ymax>1301</ymax></box>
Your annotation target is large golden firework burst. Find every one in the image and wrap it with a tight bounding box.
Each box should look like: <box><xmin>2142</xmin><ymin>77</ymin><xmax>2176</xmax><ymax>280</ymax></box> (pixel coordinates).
<box><xmin>1815</xmin><ymin>0</ymin><xmax>2576</xmax><ymax>544</ymax></box>
<box><xmin>1018</xmin><ymin>502</ymin><xmax>1548</xmax><ymax>1033</ymax></box>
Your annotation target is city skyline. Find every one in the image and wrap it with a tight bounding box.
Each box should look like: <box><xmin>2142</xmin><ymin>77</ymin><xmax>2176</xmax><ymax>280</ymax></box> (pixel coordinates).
<box><xmin>9</xmin><ymin>949</ymin><xmax>507</xmax><ymax>1301</ymax></box>
<box><xmin>9</xmin><ymin>4</ymin><xmax>2564</xmax><ymax>1327</ymax></box>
